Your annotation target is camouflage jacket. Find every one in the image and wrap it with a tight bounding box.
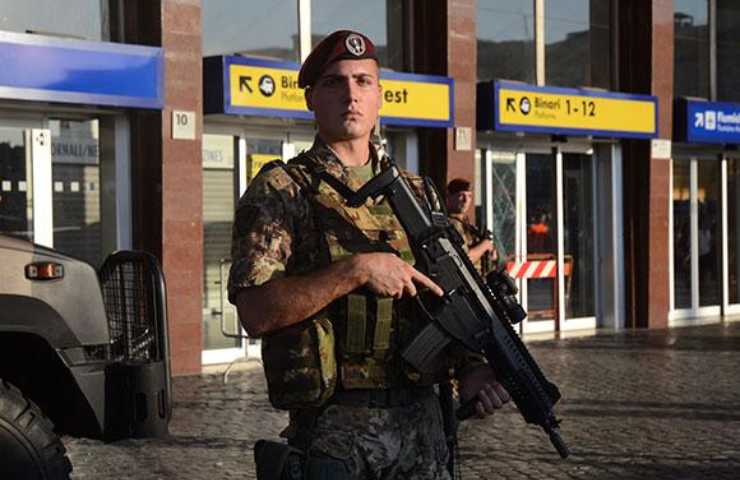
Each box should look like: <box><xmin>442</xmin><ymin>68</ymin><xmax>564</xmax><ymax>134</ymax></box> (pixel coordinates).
<box><xmin>228</xmin><ymin>137</ymin><xmax>482</xmax><ymax>409</ymax></box>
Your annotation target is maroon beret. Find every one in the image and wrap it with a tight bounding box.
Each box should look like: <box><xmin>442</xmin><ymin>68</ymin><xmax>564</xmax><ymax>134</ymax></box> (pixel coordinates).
<box><xmin>298</xmin><ymin>30</ymin><xmax>379</xmax><ymax>88</ymax></box>
<box><xmin>447</xmin><ymin>178</ymin><xmax>472</xmax><ymax>195</ymax></box>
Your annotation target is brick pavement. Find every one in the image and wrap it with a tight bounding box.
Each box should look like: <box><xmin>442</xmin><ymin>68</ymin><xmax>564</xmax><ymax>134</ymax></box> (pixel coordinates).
<box><xmin>65</xmin><ymin>321</ymin><xmax>740</xmax><ymax>479</ymax></box>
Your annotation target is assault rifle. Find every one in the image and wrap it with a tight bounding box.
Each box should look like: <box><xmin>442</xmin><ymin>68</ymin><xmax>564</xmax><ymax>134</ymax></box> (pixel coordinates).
<box><xmin>320</xmin><ymin>162</ymin><xmax>569</xmax><ymax>459</ymax></box>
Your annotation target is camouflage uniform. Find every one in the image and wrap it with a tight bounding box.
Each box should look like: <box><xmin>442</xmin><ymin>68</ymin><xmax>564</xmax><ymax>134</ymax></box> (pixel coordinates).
<box><xmin>229</xmin><ymin>137</ymin><xmax>478</xmax><ymax>479</ymax></box>
<box><xmin>302</xmin><ymin>396</ymin><xmax>450</xmax><ymax>479</ymax></box>
<box><xmin>448</xmin><ymin>213</ymin><xmax>491</xmax><ymax>275</ymax></box>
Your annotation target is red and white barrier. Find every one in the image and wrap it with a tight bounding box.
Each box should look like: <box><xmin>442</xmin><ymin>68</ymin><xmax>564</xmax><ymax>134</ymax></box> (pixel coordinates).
<box><xmin>506</xmin><ymin>260</ymin><xmax>557</xmax><ymax>278</ymax></box>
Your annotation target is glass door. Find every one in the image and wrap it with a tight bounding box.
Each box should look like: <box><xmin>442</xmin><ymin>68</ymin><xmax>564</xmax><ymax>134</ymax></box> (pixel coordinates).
<box><xmin>562</xmin><ymin>152</ymin><xmax>597</xmax><ymax>324</ymax></box>
<box><xmin>727</xmin><ymin>157</ymin><xmax>740</xmax><ymax>311</ymax></box>
<box><xmin>482</xmin><ymin>145</ymin><xmax>598</xmax><ymax>335</ymax></box>
<box><xmin>673</xmin><ymin>159</ymin><xmax>692</xmax><ymax>309</ymax></box>
<box><xmin>523</xmin><ymin>152</ymin><xmax>558</xmax><ymax>333</ymax></box>
<box><xmin>670</xmin><ymin>156</ymin><xmax>722</xmax><ymax>322</ymax></box>
<box><xmin>201</xmin><ymin>124</ymin><xmax>314</xmax><ymax>365</ymax></box>
<box><xmin>698</xmin><ymin>160</ymin><xmax>721</xmax><ymax>307</ymax></box>
<box><xmin>202</xmin><ymin>132</ymin><xmax>241</xmax><ymax>365</ymax></box>
<box><xmin>0</xmin><ymin>119</ymin><xmax>52</xmax><ymax>246</ymax></box>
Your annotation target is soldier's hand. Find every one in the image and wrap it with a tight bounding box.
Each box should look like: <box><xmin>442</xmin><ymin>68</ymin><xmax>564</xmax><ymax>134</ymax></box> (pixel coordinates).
<box><xmin>459</xmin><ymin>364</ymin><xmax>510</xmax><ymax>419</ymax></box>
<box><xmin>354</xmin><ymin>252</ymin><xmax>443</xmax><ymax>299</ymax></box>
<box><xmin>477</xmin><ymin>239</ymin><xmax>494</xmax><ymax>253</ymax></box>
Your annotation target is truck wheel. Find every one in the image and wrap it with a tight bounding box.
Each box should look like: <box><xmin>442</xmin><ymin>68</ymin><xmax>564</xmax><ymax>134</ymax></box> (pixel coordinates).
<box><xmin>0</xmin><ymin>380</ymin><xmax>72</xmax><ymax>480</ymax></box>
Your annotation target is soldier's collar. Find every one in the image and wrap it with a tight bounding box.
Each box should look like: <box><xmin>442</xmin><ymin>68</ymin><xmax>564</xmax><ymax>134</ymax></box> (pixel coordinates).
<box><xmin>308</xmin><ymin>136</ymin><xmax>380</xmax><ymax>177</ymax></box>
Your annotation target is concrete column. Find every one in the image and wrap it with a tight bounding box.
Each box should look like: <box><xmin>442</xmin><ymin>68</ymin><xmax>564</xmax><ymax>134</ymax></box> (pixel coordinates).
<box><xmin>619</xmin><ymin>0</ymin><xmax>674</xmax><ymax>328</ymax></box>
<box><xmin>413</xmin><ymin>0</ymin><xmax>477</xmax><ymax>204</ymax></box>
<box><xmin>126</xmin><ymin>0</ymin><xmax>204</xmax><ymax>374</ymax></box>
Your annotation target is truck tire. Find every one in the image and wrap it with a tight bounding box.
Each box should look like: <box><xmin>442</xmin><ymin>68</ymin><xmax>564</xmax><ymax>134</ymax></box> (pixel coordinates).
<box><xmin>0</xmin><ymin>380</ymin><xmax>72</xmax><ymax>480</ymax></box>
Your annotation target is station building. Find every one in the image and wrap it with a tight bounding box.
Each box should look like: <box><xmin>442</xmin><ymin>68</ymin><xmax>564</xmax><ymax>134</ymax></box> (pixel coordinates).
<box><xmin>0</xmin><ymin>1</ymin><xmax>738</xmax><ymax>375</ymax></box>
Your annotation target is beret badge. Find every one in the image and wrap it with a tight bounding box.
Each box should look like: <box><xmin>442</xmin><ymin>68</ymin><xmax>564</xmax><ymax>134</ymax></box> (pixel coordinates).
<box><xmin>345</xmin><ymin>34</ymin><xmax>366</xmax><ymax>56</ymax></box>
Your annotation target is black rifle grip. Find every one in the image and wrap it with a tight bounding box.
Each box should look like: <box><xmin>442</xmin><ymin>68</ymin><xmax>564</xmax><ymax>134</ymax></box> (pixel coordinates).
<box><xmin>455</xmin><ymin>398</ymin><xmax>477</xmax><ymax>421</ymax></box>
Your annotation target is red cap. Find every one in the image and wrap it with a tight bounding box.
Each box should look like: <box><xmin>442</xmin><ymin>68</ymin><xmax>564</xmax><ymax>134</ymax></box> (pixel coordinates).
<box><xmin>298</xmin><ymin>30</ymin><xmax>379</xmax><ymax>88</ymax></box>
<box><xmin>447</xmin><ymin>178</ymin><xmax>472</xmax><ymax>195</ymax></box>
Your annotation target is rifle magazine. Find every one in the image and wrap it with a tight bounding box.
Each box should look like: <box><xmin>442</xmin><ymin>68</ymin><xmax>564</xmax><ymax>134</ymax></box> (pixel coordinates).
<box><xmin>401</xmin><ymin>322</ymin><xmax>451</xmax><ymax>373</ymax></box>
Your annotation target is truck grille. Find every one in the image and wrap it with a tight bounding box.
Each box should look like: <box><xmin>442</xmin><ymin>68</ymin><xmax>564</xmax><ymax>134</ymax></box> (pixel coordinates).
<box><xmin>98</xmin><ymin>252</ymin><xmax>169</xmax><ymax>364</ymax></box>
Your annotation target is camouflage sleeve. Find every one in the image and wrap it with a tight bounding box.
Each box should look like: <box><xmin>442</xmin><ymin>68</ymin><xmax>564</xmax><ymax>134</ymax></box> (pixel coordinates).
<box><xmin>447</xmin><ymin>217</ymin><xmax>470</xmax><ymax>252</ymax></box>
<box><xmin>227</xmin><ymin>163</ymin><xmax>306</xmax><ymax>304</ymax></box>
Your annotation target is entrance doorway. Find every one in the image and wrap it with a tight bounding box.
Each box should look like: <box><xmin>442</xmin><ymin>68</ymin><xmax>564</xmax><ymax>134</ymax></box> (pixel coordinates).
<box><xmin>670</xmin><ymin>156</ymin><xmax>722</xmax><ymax>322</ymax></box>
<box><xmin>481</xmin><ymin>145</ymin><xmax>598</xmax><ymax>334</ymax></box>
<box><xmin>201</xmin><ymin>125</ymin><xmax>315</xmax><ymax>365</ymax></box>
<box><xmin>727</xmin><ymin>157</ymin><xmax>740</xmax><ymax>313</ymax></box>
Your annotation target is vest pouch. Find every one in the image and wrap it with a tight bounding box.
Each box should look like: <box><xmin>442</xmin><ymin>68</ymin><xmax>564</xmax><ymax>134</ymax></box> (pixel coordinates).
<box><xmin>262</xmin><ymin>316</ymin><xmax>337</xmax><ymax>410</ymax></box>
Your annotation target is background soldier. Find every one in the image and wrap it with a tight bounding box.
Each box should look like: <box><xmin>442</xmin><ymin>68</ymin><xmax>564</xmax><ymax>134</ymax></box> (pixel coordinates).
<box><xmin>228</xmin><ymin>30</ymin><xmax>509</xmax><ymax>479</ymax></box>
<box><xmin>446</xmin><ymin>178</ymin><xmax>498</xmax><ymax>274</ymax></box>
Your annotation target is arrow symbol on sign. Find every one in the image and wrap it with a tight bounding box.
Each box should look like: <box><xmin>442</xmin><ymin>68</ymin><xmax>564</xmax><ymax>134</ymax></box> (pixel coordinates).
<box><xmin>694</xmin><ymin>112</ymin><xmax>704</xmax><ymax>128</ymax></box>
<box><xmin>239</xmin><ymin>76</ymin><xmax>253</xmax><ymax>93</ymax></box>
<box><xmin>506</xmin><ymin>97</ymin><xmax>516</xmax><ymax>112</ymax></box>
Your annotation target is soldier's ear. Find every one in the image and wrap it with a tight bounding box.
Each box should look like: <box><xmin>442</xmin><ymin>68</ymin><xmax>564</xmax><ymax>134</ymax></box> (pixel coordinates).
<box><xmin>305</xmin><ymin>87</ymin><xmax>314</xmax><ymax>112</ymax></box>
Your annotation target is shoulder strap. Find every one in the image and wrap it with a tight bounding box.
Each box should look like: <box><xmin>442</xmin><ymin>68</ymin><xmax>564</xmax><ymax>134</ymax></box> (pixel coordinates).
<box><xmin>288</xmin><ymin>152</ymin><xmax>359</xmax><ymax>200</ymax></box>
<box><xmin>258</xmin><ymin>153</ymin><xmax>319</xmax><ymax>197</ymax></box>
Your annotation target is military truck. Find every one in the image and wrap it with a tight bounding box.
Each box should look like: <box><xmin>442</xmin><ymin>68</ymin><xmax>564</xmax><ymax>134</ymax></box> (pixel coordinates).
<box><xmin>0</xmin><ymin>234</ymin><xmax>171</xmax><ymax>479</ymax></box>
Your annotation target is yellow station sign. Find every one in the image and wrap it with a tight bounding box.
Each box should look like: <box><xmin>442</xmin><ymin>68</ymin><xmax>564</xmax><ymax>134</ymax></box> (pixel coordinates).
<box><xmin>222</xmin><ymin>57</ymin><xmax>453</xmax><ymax>127</ymax></box>
<box><xmin>489</xmin><ymin>81</ymin><xmax>658</xmax><ymax>138</ymax></box>
<box><xmin>229</xmin><ymin>64</ymin><xmax>305</xmax><ymax>112</ymax></box>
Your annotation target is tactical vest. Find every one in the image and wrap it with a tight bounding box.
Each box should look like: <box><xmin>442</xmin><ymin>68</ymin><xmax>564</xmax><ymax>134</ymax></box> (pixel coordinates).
<box><xmin>260</xmin><ymin>153</ymin><xmax>450</xmax><ymax>410</ymax></box>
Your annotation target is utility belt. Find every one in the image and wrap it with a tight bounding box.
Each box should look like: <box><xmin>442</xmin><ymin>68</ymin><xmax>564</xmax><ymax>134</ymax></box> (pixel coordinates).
<box><xmin>329</xmin><ymin>385</ymin><xmax>435</xmax><ymax>408</ymax></box>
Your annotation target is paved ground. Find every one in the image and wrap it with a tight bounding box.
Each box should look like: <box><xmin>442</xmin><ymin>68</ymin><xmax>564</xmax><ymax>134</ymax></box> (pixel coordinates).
<box><xmin>65</xmin><ymin>321</ymin><xmax>740</xmax><ymax>479</ymax></box>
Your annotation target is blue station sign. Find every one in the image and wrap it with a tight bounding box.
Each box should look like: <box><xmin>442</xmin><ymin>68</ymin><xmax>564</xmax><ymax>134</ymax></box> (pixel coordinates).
<box><xmin>0</xmin><ymin>31</ymin><xmax>163</xmax><ymax>109</ymax></box>
<box><xmin>675</xmin><ymin>97</ymin><xmax>740</xmax><ymax>144</ymax></box>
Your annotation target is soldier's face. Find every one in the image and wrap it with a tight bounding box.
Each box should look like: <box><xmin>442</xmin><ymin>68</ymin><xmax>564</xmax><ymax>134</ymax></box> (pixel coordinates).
<box><xmin>448</xmin><ymin>191</ymin><xmax>473</xmax><ymax>215</ymax></box>
<box><xmin>306</xmin><ymin>59</ymin><xmax>382</xmax><ymax>143</ymax></box>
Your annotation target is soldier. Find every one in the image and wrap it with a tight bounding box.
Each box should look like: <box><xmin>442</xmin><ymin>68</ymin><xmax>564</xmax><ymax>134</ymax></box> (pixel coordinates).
<box><xmin>446</xmin><ymin>178</ymin><xmax>498</xmax><ymax>274</ymax></box>
<box><xmin>228</xmin><ymin>30</ymin><xmax>509</xmax><ymax>480</ymax></box>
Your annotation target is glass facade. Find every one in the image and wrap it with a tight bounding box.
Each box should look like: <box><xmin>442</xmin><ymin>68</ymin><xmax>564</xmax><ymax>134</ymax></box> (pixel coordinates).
<box><xmin>477</xmin><ymin>0</ymin><xmax>535</xmax><ymax>83</ymax></box>
<box><xmin>202</xmin><ymin>0</ymin><xmax>299</xmax><ymax>61</ymax></box>
<box><xmin>202</xmin><ymin>134</ymin><xmax>240</xmax><ymax>351</ymax></box>
<box><xmin>490</xmin><ymin>151</ymin><xmax>517</xmax><ymax>263</ymax></box>
<box><xmin>0</xmin><ymin>128</ymin><xmax>31</xmax><ymax>241</ymax></box>
<box><xmin>526</xmin><ymin>153</ymin><xmax>556</xmax><ymax>320</ymax></box>
<box><xmin>673</xmin><ymin>159</ymin><xmax>692</xmax><ymax>309</ymax></box>
<box><xmin>717</xmin><ymin>0</ymin><xmax>740</xmax><ymax>101</ymax></box>
<box><xmin>728</xmin><ymin>158</ymin><xmax>740</xmax><ymax>304</ymax></box>
<box><xmin>0</xmin><ymin>0</ymin><xmax>111</xmax><ymax>41</ymax></box>
<box><xmin>51</xmin><ymin>119</ymin><xmax>104</xmax><ymax>267</ymax></box>
<box><xmin>563</xmin><ymin>153</ymin><xmax>595</xmax><ymax>318</ymax></box>
<box><xmin>674</xmin><ymin>0</ymin><xmax>710</xmax><ymax>98</ymax></box>
<box><xmin>697</xmin><ymin>160</ymin><xmax>721</xmax><ymax>306</ymax></box>
<box><xmin>545</xmin><ymin>0</ymin><xmax>611</xmax><ymax>88</ymax></box>
<box><xmin>312</xmin><ymin>0</ymin><xmax>405</xmax><ymax>71</ymax></box>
